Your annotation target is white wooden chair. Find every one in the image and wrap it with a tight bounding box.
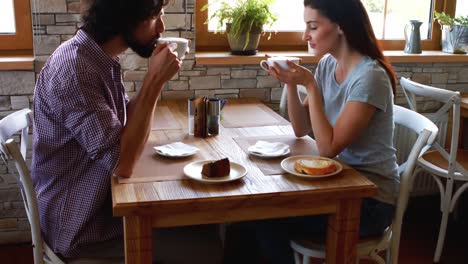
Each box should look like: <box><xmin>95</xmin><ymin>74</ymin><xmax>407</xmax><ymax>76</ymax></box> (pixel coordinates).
<box><xmin>279</xmin><ymin>84</ymin><xmax>308</xmax><ymax>119</ymax></box>
<box><xmin>289</xmin><ymin>105</ymin><xmax>439</xmax><ymax>264</ymax></box>
<box><xmin>400</xmin><ymin>77</ymin><xmax>468</xmax><ymax>263</ymax></box>
<box><xmin>0</xmin><ymin>109</ymin><xmax>123</xmax><ymax>264</ymax></box>
<box><xmin>0</xmin><ymin>109</ymin><xmax>64</xmax><ymax>264</ymax></box>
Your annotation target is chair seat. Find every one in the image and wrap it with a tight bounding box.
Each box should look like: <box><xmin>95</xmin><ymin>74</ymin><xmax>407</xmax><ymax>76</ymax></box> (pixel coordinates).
<box><xmin>419</xmin><ymin>149</ymin><xmax>468</xmax><ymax>179</ymax></box>
<box><xmin>293</xmin><ymin>232</ymin><xmax>384</xmax><ymax>245</ymax></box>
<box><xmin>290</xmin><ymin>233</ymin><xmax>386</xmax><ymax>258</ymax></box>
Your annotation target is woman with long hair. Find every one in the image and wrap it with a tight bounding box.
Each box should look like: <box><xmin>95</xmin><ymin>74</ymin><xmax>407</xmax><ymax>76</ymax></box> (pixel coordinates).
<box><xmin>224</xmin><ymin>1</ymin><xmax>398</xmax><ymax>263</ymax></box>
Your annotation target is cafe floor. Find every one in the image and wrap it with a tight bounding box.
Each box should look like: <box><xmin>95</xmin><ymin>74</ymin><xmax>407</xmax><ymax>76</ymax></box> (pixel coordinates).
<box><xmin>1</xmin><ymin>195</ymin><xmax>467</xmax><ymax>264</ymax></box>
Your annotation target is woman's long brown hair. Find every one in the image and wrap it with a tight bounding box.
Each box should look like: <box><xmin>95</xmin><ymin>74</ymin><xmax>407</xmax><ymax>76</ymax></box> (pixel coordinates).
<box><xmin>304</xmin><ymin>0</ymin><xmax>396</xmax><ymax>95</ymax></box>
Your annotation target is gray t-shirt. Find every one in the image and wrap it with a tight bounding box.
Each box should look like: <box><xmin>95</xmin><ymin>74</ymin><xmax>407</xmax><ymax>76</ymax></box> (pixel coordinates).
<box><xmin>315</xmin><ymin>54</ymin><xmax>398</xmax><ymax>204</ymax></box>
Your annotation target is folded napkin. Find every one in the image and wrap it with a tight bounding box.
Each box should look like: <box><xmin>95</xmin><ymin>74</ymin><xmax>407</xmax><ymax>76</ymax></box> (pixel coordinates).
<box><xmin>248</xmin><ymin>140</ymin><xmax>290</xmax><ymax>156</ymax></box>
<box><xmin>154</xmin><ymin>142</ymin><xmax>199</xmax><ymax>156</ymax></box>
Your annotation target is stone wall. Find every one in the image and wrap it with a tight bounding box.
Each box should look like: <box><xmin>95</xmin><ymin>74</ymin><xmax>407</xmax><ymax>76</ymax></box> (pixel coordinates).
<box><xmin>0</xmin><ymin>0</ymin><xmax>467</xmax><ymax>244</ymax></box>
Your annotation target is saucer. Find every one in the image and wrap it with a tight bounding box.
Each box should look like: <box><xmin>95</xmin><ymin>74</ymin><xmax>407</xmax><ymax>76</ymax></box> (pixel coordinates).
<box><xmin>154</xmin><ymin>142</ymin><xmax>199</xmax><ymax>158</ymax></box>
<box><xmin>247</xmin><ymin>141</ymin><xmax>290</xmax><ymax>158</ymax></box>
<box><xmin>248</xmin><ymin>148</ymin><xmax>290</xmax><ymax>158</ymax></box>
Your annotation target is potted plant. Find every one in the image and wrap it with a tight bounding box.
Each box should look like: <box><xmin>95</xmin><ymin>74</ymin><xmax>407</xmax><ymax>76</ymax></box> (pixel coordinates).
<box><xmin>434</xmin><ymin>11</ymin><xmax>468</xmax><ymax>54</ymax></box>
<box><xmin>201</xmin><ymin>0</ymin><xmax>278</xmax><ymax>55</ymax></box>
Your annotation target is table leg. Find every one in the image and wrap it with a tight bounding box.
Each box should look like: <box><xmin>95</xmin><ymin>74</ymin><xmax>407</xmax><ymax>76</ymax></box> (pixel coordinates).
<box><xmin>124</xmin><ymin>216</ymin><xmax>152</xmax><ymax>264</ymax></box>
<box><xmin>326</xmin><ymin>198</ymin><xmax>361</xmax><ymax>264</ymax></box>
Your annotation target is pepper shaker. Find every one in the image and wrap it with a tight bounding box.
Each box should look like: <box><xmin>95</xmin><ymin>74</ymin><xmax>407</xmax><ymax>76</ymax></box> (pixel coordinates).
<box><xmin>206</xmin><ymin>99</ymin><xmax>220</xmax><ymax>136</ymax></box>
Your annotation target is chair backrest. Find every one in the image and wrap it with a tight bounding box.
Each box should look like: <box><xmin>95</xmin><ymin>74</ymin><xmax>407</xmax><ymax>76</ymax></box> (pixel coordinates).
<box><xmin>0</xmin><ymin>109</ymin><xmax>60</xmax><ymax>264</ymax></box>
<box><xmin>391</xmin><ymin>105</ymin><xmax>439</xmax><ymax>264</ymax></box>
<box><xmin>279</xmin><ymin>84</ymin><xmax>308</xmax><ymax>119</ymax></box>
<box><xmin>400</xmin><ymin>77</ymin><xmax>466</xmax><ymax>177</ymax></box>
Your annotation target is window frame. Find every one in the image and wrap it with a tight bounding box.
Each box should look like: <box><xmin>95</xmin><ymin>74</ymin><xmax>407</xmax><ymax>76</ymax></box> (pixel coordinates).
<box><xmin>195</xmin><ymin>0</ymin><xmax>456</xmax><ymax>52</ymax></box>
<box><xmin>0</xmin><ymin>0</ymin><xmax>33</xmax><ymax>55</ymax></box>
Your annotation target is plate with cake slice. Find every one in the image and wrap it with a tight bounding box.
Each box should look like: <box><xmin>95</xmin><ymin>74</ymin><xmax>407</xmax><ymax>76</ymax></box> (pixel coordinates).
<box><xmin>281</xmin><ymin>155</ymin><xmax>343</xmax><ymax>179</ymax></box>
<box><xmin>183</xmin><ymin>158</ymin><xmax>247</xmax><ymax>183</ymax></box>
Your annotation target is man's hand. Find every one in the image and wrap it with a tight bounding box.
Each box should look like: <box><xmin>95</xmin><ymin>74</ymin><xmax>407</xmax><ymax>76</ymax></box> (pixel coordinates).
<box><xmin>147</xmin><ymin>42</ymin><xmax>181</xmax><ymax>88</ymax></box>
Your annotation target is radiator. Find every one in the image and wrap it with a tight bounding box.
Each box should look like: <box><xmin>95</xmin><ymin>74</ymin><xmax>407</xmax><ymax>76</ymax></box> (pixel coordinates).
<box><xmin>394</xmin><ymin>113</ymin><xmax>447</xmax><ymax>196</ymax></box>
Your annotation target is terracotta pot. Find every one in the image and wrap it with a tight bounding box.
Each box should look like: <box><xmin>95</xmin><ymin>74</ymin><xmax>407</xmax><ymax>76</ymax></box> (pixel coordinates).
<box><xmin>226</xmin><ymin>23</ymin><xmax>263</xmax><ymax>55</ymax></box>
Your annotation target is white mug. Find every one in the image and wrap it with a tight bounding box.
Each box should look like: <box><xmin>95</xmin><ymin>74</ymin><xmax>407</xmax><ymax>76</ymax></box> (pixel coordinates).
<box><xmin>259</xmin><ymin>56</ymin><xmax>300</xmax><ymax>72</ymax></box>
<box><xmin>157</xmin><ymin>37</ymin><xmax>189</xmax><ymax>59</ymax></box>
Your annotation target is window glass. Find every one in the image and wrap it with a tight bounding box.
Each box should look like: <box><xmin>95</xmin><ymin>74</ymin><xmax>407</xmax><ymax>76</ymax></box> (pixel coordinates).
<box><xmin>199</xmin><ymin>0</ymin><xmax>453</xmax><ymax>51</ymax></box>
<box><xmin>0</xmin><ymin>0</ymin><xmax>16</xmax><ymax>34</ymax></box>
<box><xmin>205</xmin><ymin>0</ymin><xmax>225</xmax><ymax>31</ymax></box>
<box><xmin>362</xmin><ymin>0</ymin><xmax>432</xmax><ymax>40</ymax></box>
<box><xmin>455</xmin><ymin>0</ymin><xmax>467</xmax><ymax>17</ymax></box>
<box><xmin>207</xmin><ymin>0</ymin><xmax>435</xmax><ymax>40</ymax></box>
<box><xmin>206</xmin><ymin>0</ymin><xmax>304</xmax><ymax>32</ymax></box>
<box><xmin>268</xmin><ymin>0</ymin><xmax>304</xmax><ymax>32</ymax></box>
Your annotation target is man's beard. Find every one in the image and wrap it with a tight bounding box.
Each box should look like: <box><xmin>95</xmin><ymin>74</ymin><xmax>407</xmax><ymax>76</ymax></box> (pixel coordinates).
<box><xmin>124</xmin><ymin>30</ymin><xmax>159</xmax><ymax>58</ymax></box>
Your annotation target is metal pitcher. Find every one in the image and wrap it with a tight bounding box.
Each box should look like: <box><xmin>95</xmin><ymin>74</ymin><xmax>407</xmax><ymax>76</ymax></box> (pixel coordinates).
<box><xmin>404</xmin><ymin>20</ymin><xmax>423</xmax><ymax>54</ymax></box>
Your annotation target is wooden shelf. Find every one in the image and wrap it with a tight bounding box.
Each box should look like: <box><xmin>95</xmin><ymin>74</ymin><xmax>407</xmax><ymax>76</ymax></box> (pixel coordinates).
<box><xmin>195</xmin><ymin>50</ymin><xmax>468</xmax><ymax>65</ymax></box>
<box><xmin>0</xmin><ymin>55</ymin><xmax>34</xmax><ymax>70</ymax></box>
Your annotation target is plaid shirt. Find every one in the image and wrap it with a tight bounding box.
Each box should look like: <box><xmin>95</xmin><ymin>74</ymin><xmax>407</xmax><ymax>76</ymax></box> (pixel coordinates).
<box><xmin>32</xmin><ymin>30</ymin><xmax>127</xmax><ymax>257</ymax></box>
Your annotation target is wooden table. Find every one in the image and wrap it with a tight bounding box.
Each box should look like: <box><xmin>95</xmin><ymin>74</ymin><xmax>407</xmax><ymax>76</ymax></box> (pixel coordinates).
<box><xmin>111</xmin><ymin>99</ymin><xmax>378</xmax><ymax>264</ymax></box>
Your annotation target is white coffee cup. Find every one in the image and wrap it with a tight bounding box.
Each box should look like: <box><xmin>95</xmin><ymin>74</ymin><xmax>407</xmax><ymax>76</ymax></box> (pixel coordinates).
<box><xmin>259</xmin><ymin>56</ymin><xmax>300</xmax><ymax>72</ymax></box>
<box><xmin>157</xmin><ymin>37</ymin><xmax>189</xmax><ymax>59</ymax></box>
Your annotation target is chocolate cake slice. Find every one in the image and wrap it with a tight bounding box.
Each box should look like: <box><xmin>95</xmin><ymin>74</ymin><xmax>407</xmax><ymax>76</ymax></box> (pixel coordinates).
<box><xmin>201</xmin><ymin>158</ymin><xmax>230</xmax><ymax>178</ymax></box>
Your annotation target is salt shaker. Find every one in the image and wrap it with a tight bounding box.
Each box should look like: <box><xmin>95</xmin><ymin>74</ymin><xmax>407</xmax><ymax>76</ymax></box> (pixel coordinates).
<box><xmin>187</xmin><ymin>98</ymin><xmax>195</xmax><ymax>135</ymax></box>
<box><xmin>206</xmin><ymin>99</ymin><xmax>221</xmax><ymax>136</ymax></box>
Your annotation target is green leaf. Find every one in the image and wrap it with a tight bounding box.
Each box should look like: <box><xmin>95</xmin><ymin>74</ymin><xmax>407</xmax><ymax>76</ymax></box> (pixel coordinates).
<box><xmin>434</xmin><ymin>11</ymin><xmax>468</xmax><ymax>29</ymax></box>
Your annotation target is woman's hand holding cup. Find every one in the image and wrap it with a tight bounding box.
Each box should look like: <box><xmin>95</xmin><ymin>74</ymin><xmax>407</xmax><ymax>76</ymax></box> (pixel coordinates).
<box><xmin>259</xmin><ymin>56</ymin><xmax>301</xmax><ymax>72</ymax></box>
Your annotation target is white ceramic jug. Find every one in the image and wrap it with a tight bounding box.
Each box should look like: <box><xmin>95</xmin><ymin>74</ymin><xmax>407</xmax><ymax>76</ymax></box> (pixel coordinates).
<box><xmin>404</xmin><ymin>20</ymin><xmax>423</xmax><ymax>54</ymax></box>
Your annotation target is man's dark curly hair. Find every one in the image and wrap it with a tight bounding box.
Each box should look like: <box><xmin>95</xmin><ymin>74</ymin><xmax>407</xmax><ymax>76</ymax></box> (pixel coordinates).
<box><xmin>82</xmin><ymin>0</ymin><xmax>170</xmax><ymax>44</ymax></box>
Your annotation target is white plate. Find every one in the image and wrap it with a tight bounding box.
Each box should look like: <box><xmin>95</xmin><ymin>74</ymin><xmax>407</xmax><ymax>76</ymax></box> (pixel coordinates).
<box><xmin>248</xmin><ymin>147</ymin><xmax>290</xmax><ymax>158</ymax></box>
<box><xmin>183</xmin><ymin>160</ymin><xmax>247</xmax><ymax>183</ymax></box>
<box><xmin>280</xmin><ymin>155</ymin><xmax>343</xmax><ymax>179</ymax></box>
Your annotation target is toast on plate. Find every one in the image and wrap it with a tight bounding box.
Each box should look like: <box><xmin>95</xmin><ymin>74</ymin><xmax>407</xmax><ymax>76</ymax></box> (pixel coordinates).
<box><xmin>294</xmin><ymin>158</ymin><xmax>337</xmax><ymax>175</ymax></box>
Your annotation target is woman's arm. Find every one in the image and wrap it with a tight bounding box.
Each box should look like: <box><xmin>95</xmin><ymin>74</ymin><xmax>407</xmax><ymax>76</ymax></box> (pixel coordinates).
<box><xmin>269</xmin><ymin>60</ymin><xmax>376</xmax><ymax>158</ymax></box>
<box><xmin>306</xmin><ymin>87</ymin><xmax>376</xmax><ymax>157</ymax></box>
<box><xmin>268</xmin><ymin>60</ymin><xmax>315</xmax><ymax>137</ymax></box>
<box><xmin>286</xmin><ymin>84</ymin><xmax>312</xmax><ymax>137</ymax></box>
